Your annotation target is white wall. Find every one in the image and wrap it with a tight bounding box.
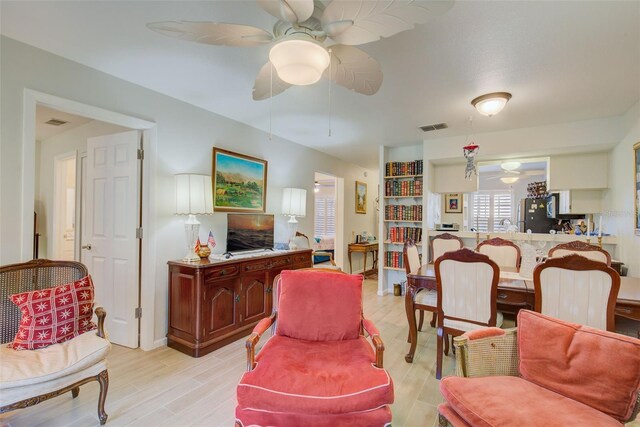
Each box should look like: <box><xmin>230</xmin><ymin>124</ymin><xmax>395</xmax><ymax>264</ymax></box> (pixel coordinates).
<box><xmin>36</xmin><ymin>120</ymin><xmax>131</xmax><ymax>258</ymax></box>
<box><xmin>0</xmin><ymin>36</ymin><xmax>378</xmax><ymax>344</ymax></box>
<box><xmin>603</xmin><ymin>101</ymin><xmax>640</xmax><ymax>276</ymax></box>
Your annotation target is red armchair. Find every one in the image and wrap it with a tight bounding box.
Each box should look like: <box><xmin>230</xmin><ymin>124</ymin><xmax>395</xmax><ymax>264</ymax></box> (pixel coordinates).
<box><xmin>235</xmin><ymin>269</ymin><xmax>394</xmax><ymax>426</ymax></box>
<box><xmin>438</xmin><ymin>310</ymin><xmax>640</xmax><ymax>426</ymax></box>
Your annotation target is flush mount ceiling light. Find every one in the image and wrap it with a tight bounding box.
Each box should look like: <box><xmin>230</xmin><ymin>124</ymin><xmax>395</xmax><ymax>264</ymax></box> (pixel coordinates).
<box><xmin>501</xmin><ymin>161</ymin><xmax>521</xmax><ymax>171</ymax></box>
<box><xmin>500</xmin><ymin>176</ymin><xmax>519</xmax><ymax>184</ymax></box>
<box><xmin>269</xmin><ymin>38</ymin><xmax>330</xmax><ymax>86</ymax></box>
<box><xmin>471</xmin><ymin>92</ymin><xmax>512</xmax><ymax>117</ymax></box>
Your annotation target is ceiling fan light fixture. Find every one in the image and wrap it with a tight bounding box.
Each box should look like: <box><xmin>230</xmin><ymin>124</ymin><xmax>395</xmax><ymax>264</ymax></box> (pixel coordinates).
<box><xmin>471</xmin><ymin>92</ymin><xmax>512</xmax><ymax>117</ymax></box>
<box><xmin>500</xmin><ymin>176</ymin><xmax>519</xmax><ymax>184</ymax></box>
<box><xmin>501</xmin><ymin>161</ymin><xmax>521</xmax><ymax>171</ymax></box>
<box><xmin>269</xmin><ymin>39</ymin><xmax>330</xmax><ymax>86</ymax></box>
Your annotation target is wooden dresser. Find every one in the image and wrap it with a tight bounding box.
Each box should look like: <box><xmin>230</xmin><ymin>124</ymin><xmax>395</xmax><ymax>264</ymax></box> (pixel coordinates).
<box><xmin>167</xmin><ymin>249</ymin><xmax>312</xmax><ymax>357</ymax></box>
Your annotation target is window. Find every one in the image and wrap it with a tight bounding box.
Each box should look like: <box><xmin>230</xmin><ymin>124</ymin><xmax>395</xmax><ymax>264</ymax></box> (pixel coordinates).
<box><xmin>314</xmin><ymin>196</ymin><xmax>336</xmax><ymax>237</ymax></box>
<box><xmin>469</xmin><ymin>191</ymin><xmax>513</xmax><ymax>233</ymax></box>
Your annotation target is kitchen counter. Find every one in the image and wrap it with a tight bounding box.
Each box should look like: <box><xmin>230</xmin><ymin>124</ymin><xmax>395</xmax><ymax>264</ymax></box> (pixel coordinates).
<box><xmin>428</xmin><ymin>230</ymin><xmax>617</xmax><ymax>245</ymax></box>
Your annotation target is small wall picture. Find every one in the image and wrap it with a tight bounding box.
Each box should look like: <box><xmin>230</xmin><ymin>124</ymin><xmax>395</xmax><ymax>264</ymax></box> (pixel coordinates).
<box><xmin>634</xmin><ymin>141</ymin><xmax>640</xmax><ymax>235</ymax></box>
<box><xmin>212</xmin><ymin>148</ymin><xmax>268</xmax><ymax>213</ymax></box>
<box><xmin>356</xmin><ymin>181</ymin><xmax>367</xmax><ymax>214</ymax></box>
<box><xmin>445</xmin><ymin>193</ymin><xmax>463</xmax><ymax>213</ymax></box>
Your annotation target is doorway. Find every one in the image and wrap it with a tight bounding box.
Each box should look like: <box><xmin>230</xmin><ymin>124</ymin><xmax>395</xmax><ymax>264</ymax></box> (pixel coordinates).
<box><xmin>314</xmin><ymin>172</ymin><xmax>338</xmax><ymax>266</ymax></box>
<box><xmin>53</xmin><ymin>152</ymin><xmax>77</xmax><ymax>260</ymax></box>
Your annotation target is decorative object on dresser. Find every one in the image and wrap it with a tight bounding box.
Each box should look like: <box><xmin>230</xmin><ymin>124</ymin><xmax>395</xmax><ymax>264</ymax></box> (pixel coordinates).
<box><xmin>634</xmin><ymin>141</ymin><xmax>639</xmax><ymax>235</ymax></box>
<box><xmin>476</xmin><ymin>237</ymin><xmax>521</xmax><ymax>270</ymax></box>
<box><xmin>444</xmin><ymin>194</ymin><xmax>462</xmax><ymax>213</ymax></box>
<box><xmin>212</xmin><ymin>148</ymin><xmax>267</xmax><ymax>213</ymax></box>
<box><xmin>175</xmin><ymin>174</ymin><xmax>214</xmax><ymax>262</ymax></box>
<box><xmin>438</xmin><ymin>310</ymin><xmax>640</xmax><ymax>426</ymax></box>
<box><xmin>235</xmin><ymin>269</ymin><xmax>395</xmax><ymax>426</ymax></box>
<box><xmin>548</xmin><ymin>240</ymin><xmax>611</xmax><ymax>265</ymax></box>
<box><xmin>355</xmin><ymin>181</ymin><xmax>367</xmax><ymax>214</ymax></box>
<box><xmin>166</xmin><ymin>249</ymin><xmax>313</xmax><ymax>357</ymax></box>
<box><xmin>0</xmin><ymin>259</ymin><xmax>110</xmax><ymax>424</ymax></box>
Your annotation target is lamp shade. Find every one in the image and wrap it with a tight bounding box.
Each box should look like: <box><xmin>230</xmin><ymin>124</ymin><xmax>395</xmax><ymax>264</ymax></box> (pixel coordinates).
<box><xmin>269</xmin><ymin>39</ymin><xmax>330</xmax><ymax>86</ymax></box>
<box><xmin>175</xmin><ymin>174</ymin><xmax>214</xmax><ymax>215</ymax></box>
<box><xmin>281</xmin><ymin>188</ymin><xmax>306</xmax><ymax>217</ymax></box>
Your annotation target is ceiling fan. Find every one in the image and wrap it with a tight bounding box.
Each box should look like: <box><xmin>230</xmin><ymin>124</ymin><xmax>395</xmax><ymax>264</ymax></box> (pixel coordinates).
<box><xmin>147</xmin><ymin>0</ymin><xmax>453</xmax><ymax>100</ymax></box>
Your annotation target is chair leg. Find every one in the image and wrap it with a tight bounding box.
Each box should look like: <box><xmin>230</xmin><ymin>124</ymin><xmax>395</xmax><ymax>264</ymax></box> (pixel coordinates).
<box><xmin>430</xmin><ymin>312</ymin><xmax>437</xmax><ymax>328</ymax></box>
<box><xmin>418</xmin><ymin>310</ymin><xmax>425</xmax><ymax>331</ymax></box>
<box><xmin>436</xmin><ymin>327</ymin><xmax>444</xmax><ymax>380</ymax></box>
<box><xmin>97</xmin><ymin>370</ymin><xmax>109</xmax><ymax>425</ymax></box>
<box><xmin>71</xmin><ymin>387</ymin><xmax>80</xmax><ymax>398</ymax></box>
<box><xmin>443</xmin><ymin>332</ymin><xmax>450</xmax><ymax>356</ymax></box>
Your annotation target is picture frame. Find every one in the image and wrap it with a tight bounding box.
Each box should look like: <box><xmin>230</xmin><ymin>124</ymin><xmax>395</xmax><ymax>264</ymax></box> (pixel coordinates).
<box><xmin>634</xmin><ymin>141</ymin><xmax>640</xmax><ymax>235</ymax></box>
<box><xmin>445</xmin><ymin>193</ymin><xmax>463</xmax><ymax>213</ymax></box>
<box><xmin>212</xmin><ymin>148</ymin><xmax>268</xmax><ymax>213</ymax></box>
<box><xmin>355</xmin><ymin>181</ymin><xmax>367</xmax><ymax>214</ymax></box>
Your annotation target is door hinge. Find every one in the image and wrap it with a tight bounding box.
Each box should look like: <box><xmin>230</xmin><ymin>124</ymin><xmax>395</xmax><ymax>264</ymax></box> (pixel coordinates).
<box><xmin>136</xmin><ymin>227</ymin><xmax>143</xmax><ymax>239</ymax></box>
<box><xmin>137</xmin><ymin>149</ymin><xmax>144</xmax><ymax>160</ymax></box>
<box><xmin>135</xmin><ymin>307</ymin><xmax>142</xmax><ymax>319</ymax></box>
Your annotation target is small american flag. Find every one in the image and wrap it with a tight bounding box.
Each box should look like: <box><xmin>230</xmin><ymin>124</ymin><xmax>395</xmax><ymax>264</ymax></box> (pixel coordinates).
<box><xmin>194</xmin><ymin>238</ymin><xmax>201</xmax><ymax>253</ymax></box>
<box><xmin>208</xmin><ymin>231</ymin><xmax>216</xmax><ymax>249</ymax></box>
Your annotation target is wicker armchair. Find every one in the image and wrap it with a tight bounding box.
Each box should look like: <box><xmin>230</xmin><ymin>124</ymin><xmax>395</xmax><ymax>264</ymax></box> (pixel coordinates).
<box><xmin>438</xmin><ymin>310</ymin><xmax>640</xmax><ymax>427</ymax></box>
<box><xmin>0</xmin><ymin>259</ymin><xmax>110</xmax><ymax>424</ymax></box>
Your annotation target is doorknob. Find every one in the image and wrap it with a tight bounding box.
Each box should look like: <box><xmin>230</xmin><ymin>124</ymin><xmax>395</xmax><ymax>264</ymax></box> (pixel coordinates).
<box><xmin>81</xmin><ymin>244</ymin><xmax>92</xmax><ymax>250</ymax></box>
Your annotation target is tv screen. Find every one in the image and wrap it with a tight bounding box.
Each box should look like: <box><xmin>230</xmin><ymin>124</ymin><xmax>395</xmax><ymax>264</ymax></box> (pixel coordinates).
<box><xmin>227</xmin><ymin>214</ymin><xmax>274</xmax><ymax>252</ymax></box>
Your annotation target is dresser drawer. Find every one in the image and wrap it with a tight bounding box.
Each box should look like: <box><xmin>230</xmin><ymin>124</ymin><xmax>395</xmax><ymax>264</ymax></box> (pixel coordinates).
<box><xmin>496</xmin><ymin>289</ymin><xmax>532</xmax><ymax>306</ymax></box>
<box><xmin>244</xmin><ymin>260</ymin><xmax>272</xmax><ymax>272</ymax></box>
<box><xmin>204</xmin><ymin>265</ymin><xmax>240</xmax><ymax>282</ymax></box>
<box><xmin>270</xmin><ymin>257</ymin><xmax>292</xmax><ymax>269</ymax></box>
<box><xmin>292</xmin><ymin>253</ymin><xmax>311</xmax><ymax>265</ymax></box>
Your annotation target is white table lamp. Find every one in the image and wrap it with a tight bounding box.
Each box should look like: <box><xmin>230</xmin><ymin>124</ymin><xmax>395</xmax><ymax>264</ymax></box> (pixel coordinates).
<box><xmin>282</xmin><ymin>188</ymin><xmax>306</xmax><ymax>224</ymax></box>
<box><xmin>175</xmin><ymin>174</ymin><xmax>214</xmax><ymax>261</ymax></box>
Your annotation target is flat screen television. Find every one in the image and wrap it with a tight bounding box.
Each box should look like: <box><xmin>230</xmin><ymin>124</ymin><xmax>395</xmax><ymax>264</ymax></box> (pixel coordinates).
<box><xmin>226</xmin><ymin>213</ymin><xmax>274</xmax><ymax>252</ymax></box>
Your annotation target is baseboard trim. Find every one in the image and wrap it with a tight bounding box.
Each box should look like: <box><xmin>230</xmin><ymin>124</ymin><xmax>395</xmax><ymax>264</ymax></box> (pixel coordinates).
<box><xmin>150</xmin><ymin>337</ymin><xmax>167</xmax><ymax>350</ymax></box>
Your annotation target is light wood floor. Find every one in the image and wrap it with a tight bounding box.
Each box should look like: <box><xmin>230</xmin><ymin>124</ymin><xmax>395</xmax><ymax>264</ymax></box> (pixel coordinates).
<box><xmin>2</xmin><ymin>279</ymin><xmax>639</xmax><ymax>427</ymax></box>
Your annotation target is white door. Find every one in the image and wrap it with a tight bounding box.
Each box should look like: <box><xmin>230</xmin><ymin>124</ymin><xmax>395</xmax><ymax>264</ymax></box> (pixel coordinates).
<box><xmin>84</xmin><ymin>130</ymin><xmax>140</xmax><ymax>348</ymax></box>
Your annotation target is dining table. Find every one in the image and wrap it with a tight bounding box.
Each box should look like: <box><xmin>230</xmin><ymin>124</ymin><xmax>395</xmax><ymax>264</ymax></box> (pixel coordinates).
<box><xmin>404</xmin><ymin>264</ymin><xmax>640</xmax><ymax>363</ymax></box>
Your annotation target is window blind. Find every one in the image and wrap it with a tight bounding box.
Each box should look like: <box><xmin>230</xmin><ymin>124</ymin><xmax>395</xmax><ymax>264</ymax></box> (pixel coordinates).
<box><xmin>314</xmin><ymin>196</ymin><xmax>336</xmax><ymax>237</ymax></box>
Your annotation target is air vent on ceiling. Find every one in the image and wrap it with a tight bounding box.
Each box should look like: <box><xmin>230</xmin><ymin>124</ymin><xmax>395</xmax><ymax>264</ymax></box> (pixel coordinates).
<box><xmin>419</xmin><ymin>122</ymin><xmax>448</xmax><ymax>132</ymax></box>
<box><xmin>45</xmin><ymin>118</ymin><xmax>68</xmax><ymax>126</ymax></box>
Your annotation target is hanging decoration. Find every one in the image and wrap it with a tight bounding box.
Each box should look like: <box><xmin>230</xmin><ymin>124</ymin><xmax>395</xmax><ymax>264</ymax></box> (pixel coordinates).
<box><xmin>462</xmin><ymin>117</ymin><xmax>479</xmax><ymax>179</ymax></box>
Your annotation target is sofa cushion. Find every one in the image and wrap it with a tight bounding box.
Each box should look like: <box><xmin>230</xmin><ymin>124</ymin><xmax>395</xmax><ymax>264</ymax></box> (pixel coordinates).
<box><xmin>9</xmin><ymin>275</ymin><xmax>96</xmax><ymax>350</ymax></box>
<box><xmin>0</xmin><ymin>330</ymin><xmax>110</xmax><ymax>389</ymax></box>
<box><xmin>237</xmin><ymin>335</ymin><xmax>394</xmax><ymax>415</ymax></box>
<box><xmin>276</xmin><ymin>270</ymin><xmax>363</xmax><ymax>341</ymax></box>
<box><xmin>440</xmin><ymin>376</ymin><xmax>623</xmax><ymax>427</ymax></box>
<box><xmin>518</xmin><ymin>310</ymin><xmax>640</xmax><ymax>422</ymax></box>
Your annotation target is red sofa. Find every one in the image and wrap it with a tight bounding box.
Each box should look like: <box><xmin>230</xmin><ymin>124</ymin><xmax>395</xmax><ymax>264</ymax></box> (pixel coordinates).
<box><xmin>438</xmin><ymin>310</ymin><xmax>640</xmax><ymax>426</ymax></box>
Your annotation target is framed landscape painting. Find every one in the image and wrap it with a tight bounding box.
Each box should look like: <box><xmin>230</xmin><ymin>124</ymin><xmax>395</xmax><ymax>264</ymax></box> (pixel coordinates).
<box><xmin>212</xmin><ymin>148</ymin><xmax>267</xmax><ymax>213</ymax></box>
<box><xmin>356</xmin><ymin>181</ymin><xmax>367</xmax><ymax>214</ymax></box>
<box><xmin>635</xmin><ymin>141</ymin><xmax>640</xmax><ymax>235</ymax></box>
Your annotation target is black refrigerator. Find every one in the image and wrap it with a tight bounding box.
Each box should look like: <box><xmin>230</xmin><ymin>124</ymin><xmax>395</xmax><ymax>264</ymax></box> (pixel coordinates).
<box><xmin>518</xmin><ymin>199</ymin><xmax>555</xmax><ymax>233</ymax></box>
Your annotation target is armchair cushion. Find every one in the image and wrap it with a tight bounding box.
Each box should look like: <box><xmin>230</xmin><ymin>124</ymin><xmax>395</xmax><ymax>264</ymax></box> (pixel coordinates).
<box><xmin>0</xmin><ymin>330</ymin><xmax>110</xmax><ymax>389</ymax></box>
<box><xmin>9</xmin><ymin>275</ymin><xmax>96</xmax><ymax>350</ymax></box>
<box><xmin>518</xmin><ymin>310</ymin><xmax>640</xmax><ymax>422</ymax></box>
<box><xmin>276</xmin><ymin>270</ymin><xmax>363</xmax><ymax>341</ymax></box>
<box><xmin>440</xmin><ymin>376</ymin><xmax>622</xmax><ymax>427</ymax></box>
<box><xmin>237</xmin><ymin>335</ymin><xmax>393</xmax><ymax>415</ymax></box>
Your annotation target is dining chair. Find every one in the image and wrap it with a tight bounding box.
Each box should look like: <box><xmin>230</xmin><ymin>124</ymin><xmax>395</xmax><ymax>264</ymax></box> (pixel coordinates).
<box><xmin>533</xmin><ymin>254</ymin><xmax>620</xmax><ymax>331</ymax></box>
<box><xmin>404</xmin><ymin>239</ymin><xmax>437</xmax><ymax>331</ymax></box>
<box><xmin>434</xmin><ymin>248</ymin><xmax>501</xmax><ymax>379</ymax></box>
<box><xmin>548</xmin><ymin>240</ymin><xmax>611</xmax><ymax>265</ymax></box>
<box><xmin>476</xmin><ymin>237</ymin><xmax>521</xmax><ymax>270</ymax></box>
<box><xmin>430</xmin><ymin>233</ymin><xmax>464</xmax><ymax>263</ymax></box>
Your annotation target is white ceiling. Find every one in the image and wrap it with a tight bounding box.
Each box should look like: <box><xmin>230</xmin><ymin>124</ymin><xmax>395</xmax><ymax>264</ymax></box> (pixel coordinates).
<box><xmin>2</xmin><ymin>1</ymin><xmax>639</xmax><ymax>169</ymax></box>
<box><xmin>36</xmin><ymin>105</ymin><xmax>92</xmax><ymax>141</ymax></box>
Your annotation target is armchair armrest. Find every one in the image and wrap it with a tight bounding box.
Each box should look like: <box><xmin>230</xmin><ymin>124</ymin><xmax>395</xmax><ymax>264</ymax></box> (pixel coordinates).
<box><xmin>94</xmin><ymin>306</ymin><xmax>107</xmax><ymax>339</ymax></box>
<box><xmin>362</xmin><ymin>318</ymin><xmax>384</xmax><ymax>368</ymax></box>
<box><xmin>313</xmin><ymin>250</ymin><xmax>336</xmax><ymax>266</ymax></box>
<box><xmin>246</xmin><ymin>313</ymin><xmax>277</xmax><ymax>372</ymax></box>
<box><xmin>454</xmin><ymin>328</ymin><xmax>519</xmax><ymax>378</ymax></box>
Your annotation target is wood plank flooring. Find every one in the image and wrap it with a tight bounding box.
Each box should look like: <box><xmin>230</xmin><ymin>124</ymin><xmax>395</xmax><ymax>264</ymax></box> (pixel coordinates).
<box><xmin>2</xmin><ymin>279</ymin><xmax>638</xmax><ymax>427</ymax></box>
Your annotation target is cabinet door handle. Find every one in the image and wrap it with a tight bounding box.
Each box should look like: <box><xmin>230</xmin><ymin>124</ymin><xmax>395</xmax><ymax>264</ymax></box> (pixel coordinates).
<box><xmin>498</xmin><ymin>293</ymin><xmax>508</xmax><ymax>300</ymax></box>
<box><xmin>266</xmin><ymin>287</ymin><xmax>272</xmax><ymax>294</ymax></box>
<box><xmin>235</xmin><ymin>295</ymin><xmax>240</xmax><ymax>303</ymax></box>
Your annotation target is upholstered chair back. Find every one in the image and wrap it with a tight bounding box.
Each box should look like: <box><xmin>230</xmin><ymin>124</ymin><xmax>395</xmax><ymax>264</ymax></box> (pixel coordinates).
<box><xmin>533</xmin><ymin>255</ymin><xmax>620</xmax><ymax>331</ymax></box>
<box><xmin>476</xmin><ymin>237</ymin><xmax>520</xmax><ymax>270</ymax></box>
<box><xmin>403</xmin><ymin>239</ymin><xmax>421</xmax><ymax>275</ymax></box>
<box><xmin>274</xmin><ymin>270</ymin><xmax>363</xmax><ymax>341</ymax></box>
<box><xmin>290</xmin><ymin>234</ymin><xmax>311</xmax><ymax>250</ymax></box>
<box><xmin>548</xmin><ymin>241</ymin><xmax>611</xmax><ymax>266</ymax></box>
<box><xmin>435</xmin><ymin>249</ymin><xmax>499</xmax><ymax>330</ymax></box>
<box><xmin>431</xmin><ymin>233</ymin><xmax>463</xmax><ymax>263</ymax></box>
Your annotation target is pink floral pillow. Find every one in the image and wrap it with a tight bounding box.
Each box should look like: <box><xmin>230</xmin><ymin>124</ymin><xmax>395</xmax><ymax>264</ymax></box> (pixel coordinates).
<box><xmin>9</xmin><ymin>275</ymin><xmax>97</xmax><ymax>350</ymax></box>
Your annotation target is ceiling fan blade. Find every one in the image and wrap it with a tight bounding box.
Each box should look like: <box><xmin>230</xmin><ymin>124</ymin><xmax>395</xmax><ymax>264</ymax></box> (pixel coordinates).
<box><xmin>321</xmin><ymin>0</ymin><xmax>453</xmax><ymax>46</ymax></box>
<box><xmin>324</xmin><ymin>45</ymin><xmax>383</xmax><ymax>95</ymax></box>
<box><xmin>506</xmin><ymin>170</ymin><xmax>521</xmax><ymax>175</ymax></box>
<box><xmin>253</xmin><ymin>62</ymin><xmax>292</xmax><ymax>101</ymax></box>
<box><xmin>147</xmin><ymin>21</ymin><xmax>273</xmax><ymax>47</ymax></box>
<box><xmin>258</xmin><ymin>0</ymin><xmax>314</xmax><ymax>23</ymax></box>
<box><xmin>522</xmin><ymin>170</ymin><xmax>546</xmax><ymax>176</ymax></box>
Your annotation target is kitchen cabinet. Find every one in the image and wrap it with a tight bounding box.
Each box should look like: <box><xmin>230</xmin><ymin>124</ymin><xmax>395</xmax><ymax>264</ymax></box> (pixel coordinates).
<box><xmin>558</xmin><ymin>190</ymin><xmax>602</xmax><ymax>214</ymax></box>
<box><xmin>167</xmin><ymin>249</ymin><xmax>312</xmax><ymax>357</ymax></box>
<box><xmin>549</xmin><ymin>152</ymin><xmax>608</xmax><ymax>190</ymax></box>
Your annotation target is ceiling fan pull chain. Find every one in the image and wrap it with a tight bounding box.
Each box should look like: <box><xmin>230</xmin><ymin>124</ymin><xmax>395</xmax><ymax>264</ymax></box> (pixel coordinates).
<box><xmin>269</xmin><ymin>62</ymin><xmax>273</xmax><ymax>141</ymax></box>
<box><xmin>328</xmin><ymin>48</ymin><xmax>332</xmax><ymax>137</ymax></box>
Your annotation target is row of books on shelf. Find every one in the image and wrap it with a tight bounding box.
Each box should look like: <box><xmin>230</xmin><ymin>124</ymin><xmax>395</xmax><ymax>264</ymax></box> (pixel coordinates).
<box><xmin>385</xmin><ymin>251</ymin><xmax>404</xmax><ymax>269</ymax></box>
<box><xmin>385</xmin><ymin>160</ymin><xmax>423</xmax><ymax>177</ymax></box>
<box><xmin>385</xmin><ymin>179</ymin><xmax>423</xmax><ymax>197</ymax></box>
<box><xmin>388</xmin><ymin>227</ymin><xmax>422</xmax><ymax>243</ymax></box>
<box><xmin>385</xmin><ymin>205</ymin><xmax>423</xmax><ymax>221</ymax></box>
